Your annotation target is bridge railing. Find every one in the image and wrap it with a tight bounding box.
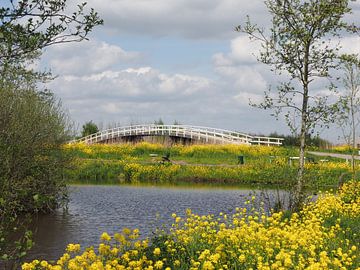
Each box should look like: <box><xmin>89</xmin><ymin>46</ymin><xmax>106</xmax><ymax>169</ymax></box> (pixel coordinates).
<box><xmin>72</xmin><ymin>124</ymin><xmax>283</xmax><ymax>146</ymax></box>
<box><xmin>250</xmin><ymin>136</ymin><xmax>284</xmax><ymax>146</ymax></box>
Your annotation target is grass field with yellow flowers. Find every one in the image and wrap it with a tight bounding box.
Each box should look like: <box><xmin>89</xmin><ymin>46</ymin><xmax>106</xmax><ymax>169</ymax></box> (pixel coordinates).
<box><xmin>22</xmin><ymin>181</ymin><xmax>360</xmax><ymax>270</ymax></box>
<box><xmin>63</xmin><ymin>143</ymin><xmax>355</xmax><ymax>188</ymax></box>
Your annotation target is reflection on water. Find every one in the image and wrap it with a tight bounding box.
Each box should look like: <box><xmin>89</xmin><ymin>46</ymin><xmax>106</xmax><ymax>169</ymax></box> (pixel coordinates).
<box><xmin>25</xmin><ymin>184</ymin><xmax>287</xmax><ymax>262</ymax></box>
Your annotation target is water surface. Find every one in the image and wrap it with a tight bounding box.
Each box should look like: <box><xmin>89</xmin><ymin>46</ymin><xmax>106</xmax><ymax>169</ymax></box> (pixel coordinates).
<box><xmin>25</xmin><ymin>184</ymin><xmax>286</xmax><ymax>262</ymax></box>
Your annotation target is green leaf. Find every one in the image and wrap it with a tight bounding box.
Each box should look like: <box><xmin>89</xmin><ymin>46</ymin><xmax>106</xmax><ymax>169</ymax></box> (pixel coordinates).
<box><xmin>33</xmin><ymin>194</ymin><xmax>39</xmax><ymax>201</ymax></box>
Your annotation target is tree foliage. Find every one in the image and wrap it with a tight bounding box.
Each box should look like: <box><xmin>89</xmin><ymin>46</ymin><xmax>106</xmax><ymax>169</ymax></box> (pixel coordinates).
<box><xmin>81</xmin><ymin>121</ymin><xmax>99</xmax><ymax>137</ymax></box>
<box><xmin>0</xmin><ymin>0</ymin><xmax>103</xmax><ymax>65</ymax></box>
<box><xmin>269</xmin><ymin>132</ymin><xmax>332</xmax><ymax>148</ymax></box>
<box><xmin>0</xmin><ymin>86</ymin><xmax>71</xmax><ymax>268</ymax></box>
<box><xmin>236</xmin><ymin>0</ymin><xmax>359</xmax><ymax>210</ymax></box>
<box><xmin>154</xmin><ymin>118</ymin><xmax>164</xmax><ymax>125</ymax></box>
<box><xmin>0</xmin><ymin>0</ymin><xmax>103</xmax><ymax>91</ymax></box>
<box><xmin>0</xmin><ymin>0</ymin><xmax>102</xmax><ymax>267</ymax></box>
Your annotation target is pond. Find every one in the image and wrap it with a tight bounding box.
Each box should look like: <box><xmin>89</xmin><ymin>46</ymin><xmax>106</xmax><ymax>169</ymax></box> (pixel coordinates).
<box><xmin>24</xmin><ymin>184</ymin><xmax>288</xmax><ymax>262</ymax></box>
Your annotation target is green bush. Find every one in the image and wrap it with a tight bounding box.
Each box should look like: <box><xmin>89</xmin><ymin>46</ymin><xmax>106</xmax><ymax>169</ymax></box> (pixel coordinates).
<box><xmin>0</xmin><ymin>87</ymin><xmax>71</xmax><ymax>267</ymax></box>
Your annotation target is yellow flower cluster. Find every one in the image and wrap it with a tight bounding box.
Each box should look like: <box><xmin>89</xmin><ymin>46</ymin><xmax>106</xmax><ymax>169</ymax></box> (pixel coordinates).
<box><xmin>331</xmin><ymin>145</ymin><xmax>352</xmax><ymax>153</ymax></box>
<box><xmin>65</xmin><ymin>142</ymin><xmax>286</xmax><ymax>160</ymax></box>
<box><xmin>65</xmin><ymin>142</ymin><xmax>358</xmax><ymax>187</ymax></box>
<box><xmin>123</xmin><ymin>163</ymin><xmax>181</xmax><ymax>183</ymax></box>
<box><xmin>173</xmin><ymin>144</ymin><xmax>282</xmax><ymax>157</ymax></box>
<box><xmin>66</xmin><ymin>142</ymin><xmax>353</xmax><ymax>171</ymax></box>
<box><xmin>23</xmin><ymin>181</ymin><xmax>360</xmax><ymax>270</ymax></box>
<box><xmin>64</xmin><ymin>142</ymin><xmax>164</xmax><ymax>158</ymax></box>
<box><xmin>305</xmin><ymin>162</ymin><xmax>351</xmax><ymax>170</ymax></box>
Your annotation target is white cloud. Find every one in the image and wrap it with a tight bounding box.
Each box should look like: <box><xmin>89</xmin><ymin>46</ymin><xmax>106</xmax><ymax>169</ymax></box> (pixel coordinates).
<box><xmin>234</xmin><ymin>91</ymin><xmax>263</xmax><ymax>106</ymax></box>
<box><xmin>228</xmin><ymin>36</ymin><xmax>261</xmax><ymax>64</ymax></box>
<box><xmin>339</xmin><ymin>36</ymin><xmax>360</xmax><ymax>55</ymax></box>
<box><xmin>81</xmin><ymin>0</ymin><xmax>269</xmax><ymax>40</ymax></box>
<box><xmin>43</xmin><ymin>40</ymin><xmax>141</xmax><ymax>76</ymax></box>
<box><xmin>158</xmin><ymin>74</ymin><xmax>210</xmax><ymax>95</ymax></box>
<box><xmin>213</xmin><ymin>36</ymin><xmax>268</xmax><ymax>97</ymax></box>
<box><xmin>100</xmin><ymin>103</ymin><xmax>122</xmax><ymax>114</ymax></box>
<box><xmin>216</xmin><ymin>65</ymin><xmax>267</xmax><ymax>92</ymax></box>
<box><xmin>50</xmin><ymin>67</ymin><xmax>212</xmax><ymax>101</ymax></box>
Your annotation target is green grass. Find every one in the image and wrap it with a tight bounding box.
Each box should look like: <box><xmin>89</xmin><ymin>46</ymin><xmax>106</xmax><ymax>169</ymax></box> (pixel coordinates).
<box><xmin>62</xmin><ymin>143</ymin><xmax>354</xmax><ymax>188</ymax></box>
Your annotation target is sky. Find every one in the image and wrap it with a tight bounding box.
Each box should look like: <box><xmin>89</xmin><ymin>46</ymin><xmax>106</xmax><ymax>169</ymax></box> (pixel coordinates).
<box><xmin>38</xmin><ymin>0</ymin><xmax>360</xmax><ymax>142</ymax></box>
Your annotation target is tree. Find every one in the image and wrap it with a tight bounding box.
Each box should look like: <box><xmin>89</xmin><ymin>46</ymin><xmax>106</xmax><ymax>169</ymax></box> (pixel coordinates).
<box><xmin>81</xmin><ymin>121</ymin><xmax>99</xmax><ymax>137</ymax></box>
<box><xmin>236</xmin><ymin>0</ymin><xmax>359</xmax><ymax>210</ymax></box>
<box><xmin>0</xmin><ymin>0</ymin><xmax>103</xmax><ymax>90</ymax></box>
<box><xmin>0</xmin><ymin>1</ymin><xmax>102</xmax><ymax>267</ymax></box>
<box><xmin>269</xmin><ymin>132</ymin><xmax>332</xmax><ymax>148</ymax></box>
<box><xmin>0</xmin><ymin>0</ymin><xmax>102</xmax><ymax>209</ymax></box>
<box><xmin>154</xmin><ymin>118</ymin><xmax>164</xmax><ymax>125</ymax></box>
<box><xmin>0</xmin><ymin>0</ymin><xmax>103</xmax><ymax>65</ymax></box>
<box><xmin>336</xmin><ymin>55</ymin><xmax>360</xmax><ymax>177</ymax></box>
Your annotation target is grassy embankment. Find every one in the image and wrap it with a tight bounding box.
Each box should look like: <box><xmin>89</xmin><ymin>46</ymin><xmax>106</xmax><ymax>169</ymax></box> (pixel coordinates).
<box><xmin>321</xmin><ymin>145</ymin><xmax>359</xmax><ymax>155</ymax></box>
<box><xmin>63</xmin><ymin>143</ymin><xmax>354</xmax><ymax>188</ymax></box>
<box><xmin>23</xmin><ymin>181</ymin><xmax>360</xmax><ymax>269</ymax></box>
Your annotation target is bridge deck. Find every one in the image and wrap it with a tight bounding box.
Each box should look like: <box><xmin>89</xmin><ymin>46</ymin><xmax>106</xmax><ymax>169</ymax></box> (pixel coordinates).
<box><xmin>73</xmin><ymin>124</ymin><xmax>283</xmax><ymax>146</ymax></box>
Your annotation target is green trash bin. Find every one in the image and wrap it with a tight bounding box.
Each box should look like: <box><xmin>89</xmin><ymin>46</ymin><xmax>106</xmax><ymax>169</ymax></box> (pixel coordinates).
<box><xmin>238</xmin><ymin>155</ymin><xmax>244</xmax><ymax>165</ymax></box>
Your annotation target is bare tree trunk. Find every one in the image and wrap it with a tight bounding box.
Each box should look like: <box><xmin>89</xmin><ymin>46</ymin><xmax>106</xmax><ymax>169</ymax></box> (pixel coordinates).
<box><xmin>351</xmin><ymin>97</ymin><xmax>356</xmax><ymax>177</ymax></box>
<box><xmin>294</xmin><ymin>100</ymin><xmax>307</xmax><ymax>211</ymax></box>
<box><xmin>349</xmin><ymin>63</ymin><xmax>358</xmax><ymax>179</ymax></box>
<box><xmin>293</xmin><ymin>46</ymin><xmax>310</xmax><ymax>211</ymax></box>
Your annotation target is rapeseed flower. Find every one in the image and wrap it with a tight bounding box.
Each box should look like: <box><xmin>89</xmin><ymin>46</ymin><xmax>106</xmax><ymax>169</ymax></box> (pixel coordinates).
<box><xmin>23</xmin><ymin>181</ymin><xmax>360</xmax><ymax>270</ymax></box>
<box><xmin>153</xmin><ymin>248</ymin><xmax>161</xmax><ymax>256</ymax></box>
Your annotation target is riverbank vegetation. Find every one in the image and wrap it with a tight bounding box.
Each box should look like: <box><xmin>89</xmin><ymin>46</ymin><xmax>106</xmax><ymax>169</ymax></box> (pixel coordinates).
<box><xmin>0</xmin><ymin>84</ymin><xmax>72</xmax><ymax>268</ymax></box>
<box><xmin>64</xmin><ymin>143</ymin><xmax>353</xmax><ymax>189</ymax></box>
<box><xmin>0</xmin><ymin>0</ymin><xmax>102</xmax><ymax>267</ymax></box>
<box><xmin>22</xmin><ymin>180</ymin><xmax>360</xmax><ymax>269</ymax></box>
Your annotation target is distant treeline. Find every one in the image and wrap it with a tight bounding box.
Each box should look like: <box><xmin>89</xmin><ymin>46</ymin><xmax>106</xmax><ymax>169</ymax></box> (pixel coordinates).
<box><xmin>268</xmin><ymin>133</ymin><xmax>332</xmax><ymax>149</ymax></box>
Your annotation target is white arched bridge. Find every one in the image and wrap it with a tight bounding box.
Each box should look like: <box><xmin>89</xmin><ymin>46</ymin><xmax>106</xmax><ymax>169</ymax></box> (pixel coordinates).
<box><xmin>74</xmin><ymin>124</ymin><xmax>284</xmax><ymax>146</ymax></box>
